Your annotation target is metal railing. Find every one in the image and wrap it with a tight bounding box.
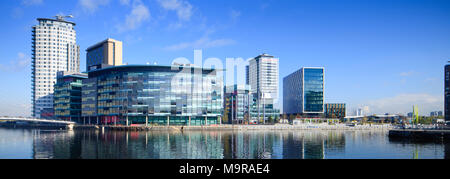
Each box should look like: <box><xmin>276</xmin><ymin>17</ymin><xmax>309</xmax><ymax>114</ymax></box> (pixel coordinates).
<box><xmin>0</xmin><ymin>117</ymin><xmax>75</xmax><ymax>124</ymax></box>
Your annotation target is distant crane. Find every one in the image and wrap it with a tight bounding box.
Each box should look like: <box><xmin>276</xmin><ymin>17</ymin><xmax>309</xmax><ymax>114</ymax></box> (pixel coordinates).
<box><xmin>54</xmin><ymin>14</ymin><xmax>74</xmax><ymax>21</ymax></box>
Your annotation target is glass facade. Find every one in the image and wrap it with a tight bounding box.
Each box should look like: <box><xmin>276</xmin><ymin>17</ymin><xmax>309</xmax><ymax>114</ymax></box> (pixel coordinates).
<box><xmin>283</xmin><ymin>67</ymin><xmax>324</xmax><ymax>115</ymax></box>
<box><xmin>224</xmin><ymin>85</ymin><xmax>280</xmax><ymax>124</ymax></box>
<box><xmin>54</xmin><ymin>73</ymin><xmax>88</xmax><ymax>122</ymax></box>
<box><xmin>250</xmin><ymin>99</ymin><xmax>280</xmax><ymax>123</ymax></box>
<box><xmin>86</xmin><ymin>45</ymin><xmax>104</xmax><ymax>70</ymax></box>
<box><xmin>224</xmin><ymin>85</ymin><xmax>251</xmax><ymax>124</ymax></box>
<box><xmin>303</xmin><ymin>68</ymin><xmax>324</xmax><ymax>113</ymax></box>
<box><xmin>446</xmin><ymin>64</ymin><xmax>450</xmax><ymax>121</ymax></box>
<box><xmin>81</xmin><ymin>65</ymin><xmax>223</xmax><ymax>126</ymax></box>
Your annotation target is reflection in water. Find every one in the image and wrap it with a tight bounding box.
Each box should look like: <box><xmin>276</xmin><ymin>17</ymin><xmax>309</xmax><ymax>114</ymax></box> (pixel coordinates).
<box><xmin>388</xmin><ymin>135</ymin><xmax>450</xmax><ymax>159</ymax></box>
<box><xmin>446</xmin><ymin>143</ymin><xmax>450</xmax><ymax>159</ymax></box>
<box><xmin>31</xmin><ymin>130</ymin><xmax>347</xmax><ymax>159</ymax></box>
<box><xmin>0</xmin><ymin>128</ymin><xmax>447</xmax><ymax>159</ymax></box>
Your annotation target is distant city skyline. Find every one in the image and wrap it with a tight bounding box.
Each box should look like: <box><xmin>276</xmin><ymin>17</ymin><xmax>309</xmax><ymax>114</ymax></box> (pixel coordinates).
<box><xmin>0</xmin><ymin>0</ymin><xmax>449</xmax><ymax>116</ymax></box>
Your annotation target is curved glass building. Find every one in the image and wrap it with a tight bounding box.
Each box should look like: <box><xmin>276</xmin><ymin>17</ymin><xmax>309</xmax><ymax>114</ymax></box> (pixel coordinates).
<box><xmin>81</xmin><ymin>65</ymin><xmax>223</xmax><ymax>126</ymax></box>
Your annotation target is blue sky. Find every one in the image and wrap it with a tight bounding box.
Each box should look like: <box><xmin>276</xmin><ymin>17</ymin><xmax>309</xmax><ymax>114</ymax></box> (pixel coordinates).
<box><xmin>0</xmin><ymin>0</ymin><xmax>449</xmax><ymax>116</ymax></box>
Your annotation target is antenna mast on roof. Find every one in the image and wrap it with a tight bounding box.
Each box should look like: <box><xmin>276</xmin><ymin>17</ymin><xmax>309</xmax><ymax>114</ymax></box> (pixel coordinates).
<box><xmin>54</xmin><ymin>14</ymin><xmax>74</xmax><ymax>21</ymax></box>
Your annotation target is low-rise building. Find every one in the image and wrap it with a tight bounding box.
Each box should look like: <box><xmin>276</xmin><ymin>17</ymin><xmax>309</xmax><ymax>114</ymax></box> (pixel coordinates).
<box><xmin>224</xmin><ymin>85</ymin><xmax>251</xmax><ymax>124</ymax></box>
<box><xmin>54</xmin><ymin>71</ymin><xmax>88</xmax><ymax>122</ymax></box>
<box><xmin>325</xmin><ymin>103</ymin><xmax>346</xmax><ymax>119</ymax></box>
<box><xmin>224</xmin><ymin>85</ymin><xmax>280</xmax><ymax>124</ymax></box>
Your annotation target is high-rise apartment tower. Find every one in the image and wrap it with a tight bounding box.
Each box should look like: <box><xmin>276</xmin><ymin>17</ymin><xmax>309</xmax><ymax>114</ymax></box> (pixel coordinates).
<box><xmin>31</xmin><ymin>15</ymin><xmax>80</xmax><ymax>118</ymax></box>
<box><xmin>246</xmin><ymin>53</ymin><xmax>279</xmax><ymax>102</ymax></box>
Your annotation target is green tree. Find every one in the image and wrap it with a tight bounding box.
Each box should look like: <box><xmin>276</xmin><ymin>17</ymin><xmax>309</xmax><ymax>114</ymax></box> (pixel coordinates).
<box><xmin>419</xmin><ymin>116</ymin><xmax>432</xmax><ymax>124</ymax></box>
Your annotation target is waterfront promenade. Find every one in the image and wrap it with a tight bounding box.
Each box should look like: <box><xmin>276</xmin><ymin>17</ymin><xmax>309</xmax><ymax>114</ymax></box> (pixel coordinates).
<box><xmin>73</xmin><ymin>123</ymin><xmax>393</xmax><ymax>131</ymax></box>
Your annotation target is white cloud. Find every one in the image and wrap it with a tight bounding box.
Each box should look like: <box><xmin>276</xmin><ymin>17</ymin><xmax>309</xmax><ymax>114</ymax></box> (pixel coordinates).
<box><xmin>126</xmin><ymin>4</ymin><xmax>150</xmax><ymax>29</ymax></box>
<box><xmin>116</xmin><ymin>1</ymin><xmax>151</xmax><ymax>32</ymax></box>
<box><xmin>400</xmin><ymin>71</ymin><xmax>415</xmax><ymax>77</ymax></box>
<box><xmin>365</xmin><ymin>93</ymin><xmax>443</xmax><ymax>116</ymax></box>
<box><xmin>78</xmin><ymin>0</ymin><xmax>110</xmax><ymax>13</ymax></box>
<box><xmin>22</xmin><ymin>0</ymin><xmax>43</xmax><ymax>6</ymax></box>
<box><xmin>230</xmin><ymin>10</ymin><xmax>241</xmax><ymax>20</ymax></box>
<box><xmin>164</xmin><ymin>36</ymin><xmax>235</xmax><ymax>51</ymax></box>
<box><xmin>119</xmin><ymin>0</ymin><xmax>131</xmax><ymax>5</ymax></box>
<box><xmin>0</xmin><ymin>52</ymin><xmax>31</xmax><ymax>72</ymax></box>
<box><xmin>157</xmin><ymin>0</ymin><xmax>193</xmax><ymax>21</ymax></box>
<box><xmin>167</xmin><ymin>21</ymin><xmax>183</xmax><ymax>30</ymax></box>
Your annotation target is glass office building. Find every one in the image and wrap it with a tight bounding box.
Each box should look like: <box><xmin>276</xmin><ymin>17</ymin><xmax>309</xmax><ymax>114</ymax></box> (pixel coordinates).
<box><xmin>445</xmin><ymin>64</ymin><xmax>450</xmax><ymax>122</ymax></box>
<box><xmin>81</xmin><ymin>65</ymin><xmax>223</xmax><ymax>126</ymax></box>
<box><xmin>224</xmin><ymin>85</ymin><xmax>280</xmax><ymax>124</ymax></box>
<box><xmin>224</xmin><ymin>85</ymin><xmax>251</xmax><ymax>124</ymax></box>
<box><xmin>283</xmin><ymin>67</ymin><xmax>324</xmax><ymax>116</ymax></box>
<box><xmin>54</xmin><ymin>72</ymin><xmax>88</xmax><ymax>122</ymax></box>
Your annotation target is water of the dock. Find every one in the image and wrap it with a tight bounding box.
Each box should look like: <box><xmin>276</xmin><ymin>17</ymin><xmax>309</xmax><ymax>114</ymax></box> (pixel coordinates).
<box><xmin>1</xmin><ymin>127</ymin><xmax>449</xmax><ymax>159</ymax></box>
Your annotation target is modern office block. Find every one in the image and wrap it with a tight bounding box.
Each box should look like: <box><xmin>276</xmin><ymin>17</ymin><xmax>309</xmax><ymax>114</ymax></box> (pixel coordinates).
<box><xmin>446</xmin><ymin>63</ymin><xmax>450</xmax><ymax>121</ymax></box>
<box><xmin>248</xmin><ymin>93</ymin><xmax>280</xmax><ymax>123</ymax></box>
<box><xmin>283</xmin><ymin>67</ymin><xmax>324</xmax><ymax>116</ymax></box>
<box><xmin>325</xmin><ymin>103</ymin><xmax>346</xmax><ymax>119</ymax></box>
<box><xmin>86</xmin><ymin>38</ymin><xmax>123</xmax><ymax>71</ymax></box>
<box><xmin>223</xmin><ymin>84</ymin><xmax>280</xmax><ymax>124</ymax></box>
<box><xmin>222</xmin><ymin>85</ymin><xmax>280</xmax><ymax>124</ymax></box>
<box><xmin>247</xmin><ymin>53</ymin><xmax>279</xmax><ymax>101</ymax></box>
<box><xmin>31</xmin><ymin>16</ymin><xmax>80</xmax><ymax>118</ymax></box>
<box><xmin>224</xmin><ymin>85</ymin><xmax>252</xmax><ymax>124</ymax></box>
<box><xmin>53</xmin><ymin>71</ymin><xmax>88</xmax><ymax>122</ymax></box>
<box><xmin>81</xmin><ymin>65</ymin><xmax>223</xmax><ymax>126</ymax></box>
<box><xmin>246</xmin><ymin>53</ymin><xmax>280</xmax><ymax>123</ymax></box>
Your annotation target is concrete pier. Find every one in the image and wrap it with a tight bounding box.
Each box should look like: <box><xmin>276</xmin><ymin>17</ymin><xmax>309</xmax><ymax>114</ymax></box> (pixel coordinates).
<box><xmin>388</xmin><ymin>129</ymin><xmax>450</xmax><ymax>141</ymax></box>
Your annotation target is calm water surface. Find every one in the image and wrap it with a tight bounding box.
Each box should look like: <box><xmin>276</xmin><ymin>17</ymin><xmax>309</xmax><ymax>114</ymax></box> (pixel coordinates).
<box><xmin>0</xmin><ymin>128</ymin><xmax>448</xmax><ymax>159</ymax></box>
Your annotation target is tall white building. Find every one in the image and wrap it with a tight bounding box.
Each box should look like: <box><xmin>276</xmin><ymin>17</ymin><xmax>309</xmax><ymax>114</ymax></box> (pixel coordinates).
<box><xmin>355</xmin><ymin>106</ymin><xmax>370</xmax><ymax>116</ymax></box>
<box><xmin>246</xmin><ymin>53</ymin><xmax>280</xmax><ymax>123</ymax></box>
<box><xmin>31</xmin><ymin>16</ymin><xmax>80</xmax><ymax>118</ymax></box>
<box><xmin>246</xmin><ymin>53</ymin><xmax>279</xmax><ymax>102</ymax></box>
